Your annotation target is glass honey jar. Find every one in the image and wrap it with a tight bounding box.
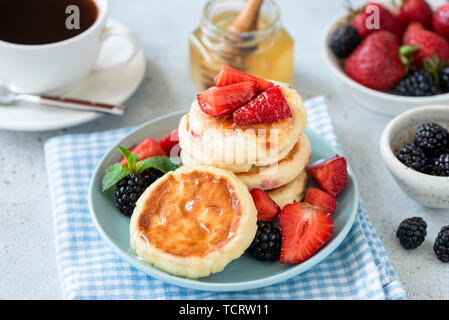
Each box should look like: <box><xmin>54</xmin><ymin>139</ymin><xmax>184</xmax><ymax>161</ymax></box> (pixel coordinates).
<box><xmin>189</xmin><ymin>0</ymin><xmax>294</xmax><ymax>91</ymax></box>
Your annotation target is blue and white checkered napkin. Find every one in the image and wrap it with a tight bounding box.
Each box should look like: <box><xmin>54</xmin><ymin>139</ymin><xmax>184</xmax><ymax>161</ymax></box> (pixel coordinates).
<box><xmin>44</xmin><ymin>96</ymin><xmax>406</xmax><ymax>300</ymax></box>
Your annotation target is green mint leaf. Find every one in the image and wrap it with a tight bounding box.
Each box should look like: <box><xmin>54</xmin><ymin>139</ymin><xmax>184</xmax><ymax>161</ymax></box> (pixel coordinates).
<box><xmin>118</xmin><ymin>145</ymin><xmax>139</xmax><ymax>172</ymax></box>
<box><xmin>102</xmin><ymin>162</ymin><xmax>131</xmax><ymax>191</ymax></box>
<box><xmin>135</xmin><ymin>156</ymin><xmax>179</xmax><ymax>175</ymax></box>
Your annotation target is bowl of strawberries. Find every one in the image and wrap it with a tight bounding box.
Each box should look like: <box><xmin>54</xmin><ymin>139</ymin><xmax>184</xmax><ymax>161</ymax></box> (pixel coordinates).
<box><xmin>324</xmin><ymin>0</ymin><xmax>449</xmax><ymax>117</ymax></box>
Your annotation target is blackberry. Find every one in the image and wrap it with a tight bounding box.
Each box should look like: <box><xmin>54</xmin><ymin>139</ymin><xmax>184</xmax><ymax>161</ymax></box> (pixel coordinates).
<box><xmin>328</xmin><ymin>25</ymin><xmax>361</xmax><ymax>58</ymax></box>
<box><xmin>415</xmin><ymin>122</ymin><xmax>449</xmax><ymax>155</ymax></box>
<box><xmin>426</xmin><ymin>155</ymin><xmax>441</xmax><ymax>176</ymax></box>
<box><xmin>439</xmin><ymin>66</ymin><xmax>449</xmax><ymax>93</ymax></box>
<box><xmin>396</xmin><ymin>217</ymin><xmax>427</xmax><ymax>249</ymax></box>
<box><xmin>433</xmin><ymin>153</ymin><xmax>449</xmax><ymax>177</ymax></box>
<box><xmin>434</xmin><ymin>226</ymin><xmax>449</xmax><ymax>262</ymax></box>
<box><xmin>394</xmin><ymin>70</ymin><xmax>439</xmax><ymax>97</ymax></box>
<box><xmin>247</xmin><ymin>221</ymin><xmax>281</xmax><ymax>261</ymax></box>
<box><xmin>114</xmin><ymin>169</ymin><xmax>163</xmax><ymax>216</ymax></box>
<box><xmin>396</xmin><ymin>142</ymin><xmax>429</xmax><ymax>174</ymax></box>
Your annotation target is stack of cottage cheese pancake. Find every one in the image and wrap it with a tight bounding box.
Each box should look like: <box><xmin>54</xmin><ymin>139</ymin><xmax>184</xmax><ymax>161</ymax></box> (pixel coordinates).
<box><xmin>105</xmin><ymin>67</ymin><xmax>350</xmax><ymax>280</ymax></box>
<box><xmin>179</xmin><ymin>81</ymin><xmax>311</xmax><ymax>208</ymax></box>
<box><xmin>127</xmin><ymin>68</ymin><xmax>316</xmax><ymax>279</ymax></box>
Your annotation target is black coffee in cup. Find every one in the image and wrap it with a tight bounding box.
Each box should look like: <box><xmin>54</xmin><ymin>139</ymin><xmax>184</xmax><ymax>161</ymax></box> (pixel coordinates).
<box><xmin>0</xmin><ymin>0</ymin><xmax>98</xmax><ymax>45</ymax></box>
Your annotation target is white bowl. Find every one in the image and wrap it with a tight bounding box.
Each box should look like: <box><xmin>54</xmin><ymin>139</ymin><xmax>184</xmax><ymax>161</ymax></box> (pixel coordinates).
<box><xmin>380</xmin><ymin>105</ymin><xmax>449</xmax><ymax>209</ymax></box>
<box><xmin>323</xmin><ymin>1</ymin><xmax>449</xmax><ymax>117</ymax></box>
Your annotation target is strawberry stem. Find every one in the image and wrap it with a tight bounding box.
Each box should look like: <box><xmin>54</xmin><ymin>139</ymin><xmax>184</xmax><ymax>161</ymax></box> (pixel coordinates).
<box><xmin>345</xmin><ymin>0</ymin><xmax>362</xmax><ymax>23</ymax></box>
<box><xmin>399</xmin><ymin>45</ymin><xmax>418</xmax><ymax>74</ymax></box>
<box><xmin>391</xmin><ymin>0</ymin><xmax>404</xmax><ymax>9</ymax></box>
<box><xmin>423</xmin><ymin>56</ymin><xmax>443</xmax><ymax>86</ymax></box>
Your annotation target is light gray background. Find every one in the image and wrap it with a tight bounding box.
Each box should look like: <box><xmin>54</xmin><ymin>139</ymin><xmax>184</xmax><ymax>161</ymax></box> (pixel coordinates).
<box><xmin>0</xmin><ymin>0</ymin><xmax>447</xmax><ymax>300</ymax></box>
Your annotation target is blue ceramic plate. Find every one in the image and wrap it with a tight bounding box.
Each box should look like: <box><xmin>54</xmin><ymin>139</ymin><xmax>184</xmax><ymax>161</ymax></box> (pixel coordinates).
<box><xmin>88</xmin><ymin>110</ymin><xmax>359</xmax><ymax>292</ymax></box>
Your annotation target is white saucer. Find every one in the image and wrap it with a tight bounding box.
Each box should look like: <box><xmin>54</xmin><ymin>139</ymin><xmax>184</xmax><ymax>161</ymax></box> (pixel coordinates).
<box><xmin>0</xmin><ymin>19</ymin><xmax>146</xmax><ymax>132</ymax></box>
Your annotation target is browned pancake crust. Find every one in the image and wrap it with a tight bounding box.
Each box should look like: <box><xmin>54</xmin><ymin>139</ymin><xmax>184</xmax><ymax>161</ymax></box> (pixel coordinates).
<box><xmin>136</xmin><ymin>170</ymin><xmax>242</xmax><ymax>257</ymax></box>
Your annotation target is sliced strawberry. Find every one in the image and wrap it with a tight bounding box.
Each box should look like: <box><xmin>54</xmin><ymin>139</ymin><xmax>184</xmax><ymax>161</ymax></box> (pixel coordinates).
<box><xmin>214</xmin><ymin>65</ymin><xmax>274</xmax><ymax>93</ymax></box>
<box><xmin>197</xmin><ymin>81</ymin><xmax>257</xmax><ymax>117</ymax></box>
<box><xmin>279</xmin><ymin>203</ymin><xmax>334</xmax><ymax>264</ymax></box>
<box><xmin>250</xmin><ymin>188</ymin><xmax>281</xmax><ymax>222</ymax></box>
<box><xmin>304</xmin><ymin>187</ymin><xmax>337</xmax><ymax>215</ymax></box>
<box><xmin>159</xmin><ymin>129</ymin><xmax>179</xmax><ymax>155</ymax></box>
<box><xmin>232</xmin><ymin>86</ymin><xmax>292</xmax><ymax>126</ymax></box>
<box><xmin>306</xmin><ymin>155</ymin><xmax>348</xmax><ymax>198</ymax></box>
<box><xmin>120</xmin><ymin>137</ymin><xmax>167</xmax><ymax>165</ymax></box>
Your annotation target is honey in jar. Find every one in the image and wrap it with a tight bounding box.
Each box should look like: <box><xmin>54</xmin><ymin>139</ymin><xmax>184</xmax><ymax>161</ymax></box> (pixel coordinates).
<box><xmin>189</xmin><ymin>0</ymin><xmax>294</xmax><ymax>91</ymax></box>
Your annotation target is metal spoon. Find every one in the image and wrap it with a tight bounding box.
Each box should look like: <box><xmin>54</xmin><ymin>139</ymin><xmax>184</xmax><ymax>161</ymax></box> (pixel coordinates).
<box><xmin>0</xmin><ymin>85</ymin><xmax>126</xmax><ymax>115</ymax></box>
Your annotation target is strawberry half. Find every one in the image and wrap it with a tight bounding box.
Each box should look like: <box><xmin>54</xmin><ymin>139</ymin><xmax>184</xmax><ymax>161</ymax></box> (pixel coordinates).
<box><xmin>304</xmin><ymin>187</ymin><xmax>337</xmax><ymax>215</ymax></box>
<box><xmin>279</xmin><ymin>203</ymin><xmax>334</xmax><ymax>264</ymax></box>
<box><xmin>250</xmin><ymin>188</ymin><xmax>281</xmax><ymax>222</ymax></box>
<box><xmin>159</xmin><ymin>129</ymin><xmax>179</xmax><ymax>155</ymax></box>
<box><xmin>306</xmin><ymin>155</ymin><xmax>348</xmax><ymax>198</ymax></box>
<box><xmin>197</xmin><ymin>81</ymin><xmax>257</xmax><ymax>117</ymax></box>
<box><xmin>232</xmin><ymin>86</ymin><xmax>292</xmax><ymax>126</ymax></box>
<box><xmin>120</xmin><ymin>137</ymin><xmax>167</xmax><ymax>165</ymax></box>
<box><xmin>214</xmin><ymin>65</ymin><xmax>274</xmax><ymax>93</ymax></box>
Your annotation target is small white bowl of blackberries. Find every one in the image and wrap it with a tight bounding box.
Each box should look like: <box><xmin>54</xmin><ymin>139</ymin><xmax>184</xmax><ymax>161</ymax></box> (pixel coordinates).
<box><xmin>380</xmin><ymin>105</ymin><xmax>449</xmax><ymax>209</ymax></box>
<box><xmin>324</xmin><ymin>0</ymin><xmax>449</xmax><ymax>116</ymax></box>
<box><xmin>396</xmin><ymin>122</ymin><xmax>449</xmax><ymax>177</ymax></box>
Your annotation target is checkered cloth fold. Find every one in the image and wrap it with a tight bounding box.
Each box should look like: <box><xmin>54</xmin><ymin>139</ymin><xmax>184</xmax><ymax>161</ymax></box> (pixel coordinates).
<box><xmin>44</xmin><ymin>96</ymin><xmax>406</xmax><ymax>300</ymax></box>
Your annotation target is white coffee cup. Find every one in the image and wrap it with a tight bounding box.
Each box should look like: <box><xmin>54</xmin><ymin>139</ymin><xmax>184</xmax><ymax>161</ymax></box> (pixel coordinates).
<box><xmin>0</xmin><ymin>0</ymin><xmax>139</xmax><ymax>94</ymax></box>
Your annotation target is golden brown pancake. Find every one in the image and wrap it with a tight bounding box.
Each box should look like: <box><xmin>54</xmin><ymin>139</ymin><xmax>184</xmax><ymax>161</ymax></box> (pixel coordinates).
<box><xmin>179</xmin><ymin>113</ymin><xmax>299</xmax><ymax>173</ymax></box>
<box><xmin>235</xmin><ymin>134</ymin><xmax>311</xmax><ymax>190</ymax></box>
<box><xmin>182</xmin><ymin>133</ymin><xmax>311</xmax><ymax>191</ymax></box>
<box><xmin>130</xmin><ymin>165</ymin><xmax>257</xmax><ymax>278</ymax></box>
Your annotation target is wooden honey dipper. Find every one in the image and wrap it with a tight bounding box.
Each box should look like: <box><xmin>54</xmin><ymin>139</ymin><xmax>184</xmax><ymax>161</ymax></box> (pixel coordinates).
<box><xmin>200</xmin><ymin>0</ymin><xmax>263</xmax><ymax>89</ymax></box>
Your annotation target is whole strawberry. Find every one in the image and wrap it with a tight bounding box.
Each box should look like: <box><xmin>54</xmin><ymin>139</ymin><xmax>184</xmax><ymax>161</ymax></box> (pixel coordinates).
<box><xmin>403</xmin><ymin>22</ymin><xmax>449</xmax><ymax>67</ymax></box>
<box><xmin>432</xmin><ymin>3</ymin><xmax>449</xmax><ymax>41</ymax></box>
<box><xmin>395</xmin><ymin>0</ymin><xmax>432</xmax><ymax>28</ymax></box>
<box><xmin>345</xmin><ymin>31</ymin><xmax>405</xmax><ymax>91</ymax></box>
<box><xmin>350</xmin><ymin>2</ymin><xmax>404</xmax><ymax>39</ymax></box>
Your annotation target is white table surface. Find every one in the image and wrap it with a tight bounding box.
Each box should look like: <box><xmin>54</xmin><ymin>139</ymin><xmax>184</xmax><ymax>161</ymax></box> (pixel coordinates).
<box><xmin>0</xmin><ymin>0</ymin><xmax>448</xmax><ymax>300</ymax></box>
